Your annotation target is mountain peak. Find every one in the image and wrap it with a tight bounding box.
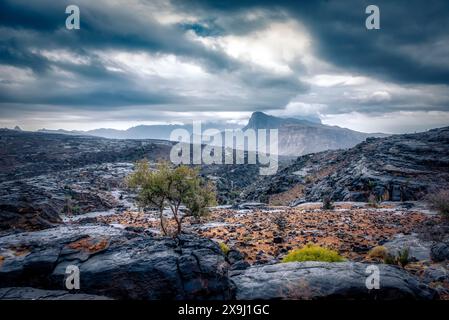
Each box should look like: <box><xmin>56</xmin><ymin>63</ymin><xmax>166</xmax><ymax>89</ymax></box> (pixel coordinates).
<box><xmin>245</xmin><ymin>112</ymin><xmax>284</xmax><ymax>130</ymax></box>
<box><xmin>244</xmin><ymin>111</ymin><xmax>318</xmax><ymax>130</ymax></box>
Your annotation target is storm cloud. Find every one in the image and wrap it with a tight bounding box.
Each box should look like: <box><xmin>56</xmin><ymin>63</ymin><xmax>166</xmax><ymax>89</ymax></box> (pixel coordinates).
<box><xmin>0</xmin><ymin>0</ymin><xmax>448</xmax><ymax>132</ymax></box>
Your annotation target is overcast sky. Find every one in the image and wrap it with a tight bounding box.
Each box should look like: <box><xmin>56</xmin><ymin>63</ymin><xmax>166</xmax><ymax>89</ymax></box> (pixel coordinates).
<box><xmin>1</xmin><ymin>0</ymin><xmax>449</xmax><ymax>133</ymax></box>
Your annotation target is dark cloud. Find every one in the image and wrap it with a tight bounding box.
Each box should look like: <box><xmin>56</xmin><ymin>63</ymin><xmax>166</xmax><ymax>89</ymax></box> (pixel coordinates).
<box><xmin>175</xmin><ymin>0</ymin><xmax>449</xmax><ymax>85</ymax></box>
<box><xmin>0</xmin><ymin>0</ymin><xmax>448</xmax><ymax>131</ymax></box>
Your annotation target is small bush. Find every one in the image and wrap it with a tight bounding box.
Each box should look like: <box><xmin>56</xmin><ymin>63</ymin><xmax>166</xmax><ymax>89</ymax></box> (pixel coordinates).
<box><xmin>368</xmin><ymin>246</ymin><xmax>388</xmax><ymax>260</ymax></box>
<box><xmin>282</xmin><ymin>244</ymin><xmax>345</xmax><ymax>263</ymax></box>
<box><xmin>396</xmin><ymin>248</ymin><xmax>410</xmax><ymax>267</ymax></box>
<box><xmin>219</xmin><ymin>242</ymin><xmax>230</xmax><ymax>255</ymax></box>
<box><xmin>383</xmin><ymin>248</ymin><xmax>410</xmax><ymax>267</ymax></box>
<box><xmin>322</xmin><ymin>196</ymin><xmax>334</xmax><ymax>210</ymax></box>
<box><xmin>427</xmin><ymin>190</ymin><xmax>449</xmax><ymax>219</ymax></box>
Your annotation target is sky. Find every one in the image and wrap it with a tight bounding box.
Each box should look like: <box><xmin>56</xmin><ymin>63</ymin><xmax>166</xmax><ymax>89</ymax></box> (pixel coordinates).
<box><xmin>1</xmin><ymin>0</ymin><xmax>449</xmax><ymax>134</ymax></box>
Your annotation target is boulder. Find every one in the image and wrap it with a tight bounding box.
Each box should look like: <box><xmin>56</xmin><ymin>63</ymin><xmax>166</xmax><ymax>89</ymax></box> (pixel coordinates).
<box><xmin>230</xmin><ymin>261</ymin><xmax>437</xmax><ymax>300</ymax></box>
<box><xmin>0</xmin><ymin>224</ymin><xmax>234</xmax><ymax>300</ymax></box>
<box><xmin>422</xmin><ymin>266</ymin><xmax>448</xmax><ymax>284</ymax></box>
<box><xmin>431</xmin><ymin>242</ymin><xmax>449</xmax><ymax>262</ymax></box>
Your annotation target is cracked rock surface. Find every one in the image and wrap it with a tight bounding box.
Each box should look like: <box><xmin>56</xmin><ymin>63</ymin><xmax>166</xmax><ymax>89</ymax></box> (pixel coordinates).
<box><xmin>230</xmin><ymin>261</ymin><xmax>437</xmax><ymax>300</ymax></box>
<box><xmin>0</xmin><ymin>224</ymin><xmax>233</xmax><ymax>300</ymax></box>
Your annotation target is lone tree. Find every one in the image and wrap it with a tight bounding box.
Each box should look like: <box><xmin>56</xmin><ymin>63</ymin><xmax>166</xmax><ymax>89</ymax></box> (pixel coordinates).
<box><xmin>127</xmin><ymin>160</ymin><xmax>216</xmax><ymax>236</ymax></box>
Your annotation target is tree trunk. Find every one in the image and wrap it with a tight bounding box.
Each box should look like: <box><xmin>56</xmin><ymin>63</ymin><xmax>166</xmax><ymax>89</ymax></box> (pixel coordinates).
<box><xmin>159</xmin><ymin>208</ymin><xmax>168</xmax><ymax>236</ymax></box>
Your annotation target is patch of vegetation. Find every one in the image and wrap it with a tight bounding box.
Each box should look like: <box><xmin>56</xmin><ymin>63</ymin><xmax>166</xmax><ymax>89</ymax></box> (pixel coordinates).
<box><xmin>219</xmin><ymin>242</ymin><xmax>230</xmax><ymax>255</ymax></box>
<box><xmin>383</xmin><ymin>248</ymin><xmax>410</xmax><ymax>268</ymax></box>
<box><xmin>282</xmin><ymin>244</ymin><xmax>345</xmax><ymax>263</ymax></box>
<box><xmin>427</xmin><ymin>190</ymin><xmax>449</xmax><ymax>219</ymax></box>
<box><xmin>368</xmin><ymin>246</ymin><xmax>388</xmax><ymax>260</ymax></box>
<box><xmin>322</xmin><ymin>195</ymin><xmax>334</xmax><ymax>210</ymax></box>
<box><xmin>396</xmin><ymin>248</ymin><xmax>410</xmax><ymax>267</ymax></box>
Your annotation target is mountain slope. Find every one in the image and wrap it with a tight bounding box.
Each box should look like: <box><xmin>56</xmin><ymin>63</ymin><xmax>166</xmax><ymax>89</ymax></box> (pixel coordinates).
<box><xmin>241</xmin><ymin>126</ymin><xmax>449</xmax><ymax>205</ymax></box>
<box><xmin>243</xmin><ymin>112</ymin><xmax>386</xmax><ymax>156</ymax></box>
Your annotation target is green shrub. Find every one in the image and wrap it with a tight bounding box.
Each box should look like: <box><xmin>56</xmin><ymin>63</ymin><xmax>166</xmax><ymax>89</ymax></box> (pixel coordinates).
<box><xmin>383</xmin><ymin>254</ymin><xmax>396</xmax><ymax>265</ymax></box>
<box><xmin>396</xmin><ymin>248</ymin><xmax>410</xmax><ymax>267</ymax></box>
<box><xmin>282</xmin><ymin>244</ymin><xmax>345</xmax><ymax>263</ymax></box>
<box><xmin>427</xmin><ymin>190</ymin><xmax>449</xmax><ymax>219</ymax></box>
<box><xmin>219</xmin><ymin>242</ymin><xmax>230</xmax><ymax>255</ymax></box>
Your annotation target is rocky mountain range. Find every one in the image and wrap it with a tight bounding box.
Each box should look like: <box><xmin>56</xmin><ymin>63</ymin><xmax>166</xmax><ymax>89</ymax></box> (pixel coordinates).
<box><xmin>242</xmin><ymin>126</ymin><xmax>449</xmax><ymax>205</ymax></box>
<box><xmin>36</xmin><ymin>112</ymin><xmax>386</xmax><ymax>157</ymax></box>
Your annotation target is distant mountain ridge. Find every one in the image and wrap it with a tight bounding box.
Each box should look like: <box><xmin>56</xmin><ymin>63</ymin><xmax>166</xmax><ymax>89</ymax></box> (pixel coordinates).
<box><xmin>38</xmin><ymin>123</ymin><xmax>241</xmax><ymax>140</ymax></box>
<box><xmin>37</xmin><ymin>112</ymin><xmax>387</xmax><ymax>156</ymax></box>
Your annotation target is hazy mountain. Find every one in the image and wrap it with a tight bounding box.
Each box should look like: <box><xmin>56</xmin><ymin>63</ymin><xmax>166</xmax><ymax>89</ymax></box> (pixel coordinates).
<box><xmin>39</xmin><ymin>123</ymin><xmax>241</xmax><ymax>140</ymax></box>
<box><xmin>243</xmin><ymin>112</ymin><xmax>387</xmax><ymax>156</ymax></box>
<box><xmin>38</xmin><ymin>112</ymin><xmax>385</xmax><ymax>156</ymax></box>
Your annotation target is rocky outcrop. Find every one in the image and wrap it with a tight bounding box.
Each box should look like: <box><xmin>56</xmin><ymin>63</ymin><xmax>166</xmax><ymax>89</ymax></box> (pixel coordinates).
<box><xmin>230</xmin><ymin>261</ymin><xmax>437</xmax><ymax>300</ymax></box>
<box><xmin>242</xmin><ymin>126</ymin><xmax>449</xmax><ymax>204</ymax></box>
<box><xmin>383</xmin><ymin>234</ymin><xmax>432</xmax><ymax>261</ymax></box>
<box><xmin>431</xmin><ymin>242</ymin><xmax>449</xmax><ymax>262</ymax></box>
<box><xmin>0</xmin><ymin>287</ymin><xmax>111</xmax><ymax>300</ymax></box>
<box><xmin>243</xmin><ymin>112</ymin><xmax>385</xmax><ymax>157</ymax></box>
<box><xmin>0</xmin><ymin>225</ymin><xmax>234</xmax><ymax>300</ymax></box>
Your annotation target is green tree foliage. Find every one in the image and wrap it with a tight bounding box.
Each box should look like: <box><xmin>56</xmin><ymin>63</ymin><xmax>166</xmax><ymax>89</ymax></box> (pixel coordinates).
<box><xmin>127</xmin><ymin>160</ymin><xmax>216</xmax><ymax>236</ymax></box>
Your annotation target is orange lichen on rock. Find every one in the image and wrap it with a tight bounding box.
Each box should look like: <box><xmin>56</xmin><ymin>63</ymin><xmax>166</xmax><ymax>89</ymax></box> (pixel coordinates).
<box><xmin>9</xmin><ymin>245</ymin><xmax>30</xmax><ymax>257</ymax></box>
<box><xmin>96</xmin><ymin>204</ymin><xmax>435</xmax><ymax>263</ymax></box>
<box><xmin>68</xmin><ymin>236</ymin><xmax>110</xmax><ymax>253</ymax></box>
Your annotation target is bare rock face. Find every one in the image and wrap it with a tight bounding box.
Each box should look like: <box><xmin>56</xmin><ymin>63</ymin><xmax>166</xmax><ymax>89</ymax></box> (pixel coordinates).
<box><xmin>383</xmin><ymin>234</ymin><xmax>432</xmax><ymax>262</ymax></box>
<box><xmin>242</xmin><ymin>126</ymin><xmax>449</xmax><ymax>204</ymax></box>
<box><xmin>0</xmin><ymin>287</ymin><xmax>111</xmax><ymax>300</ymax></box>
<box><xmin>0</xmin><ymin>225</ymin><xmax>234</xmax><ymax>300</ymax></box>
<box><xmin>243</xmin><ymin>112</ymin><xmax>383</xmax><ymax>157</ymax></box>
<box><xmin>230</xmin><ymin>261</ymin><xmax>437</xmax><ymax>300</ymax></box>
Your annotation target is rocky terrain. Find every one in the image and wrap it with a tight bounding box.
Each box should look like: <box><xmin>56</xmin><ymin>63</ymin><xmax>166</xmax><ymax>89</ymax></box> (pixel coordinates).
<box><xmin>0</xmin><ymin>129</ymin><xmax>173</xmax><ymax>232</ymax></box>
<box><xmin>242</xmin><ymin>126</ymin><xmax>449</xmax><ymax>205</ymax></box>
<box><xmin>1</xmin><ymin>128</ymin><xmax>449</xmax><ymax>300</ymax></box>
<box><xmin>0</xmin><ymin>225</ymin><xmax>233</xmax><ymax>299</ymax></box>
